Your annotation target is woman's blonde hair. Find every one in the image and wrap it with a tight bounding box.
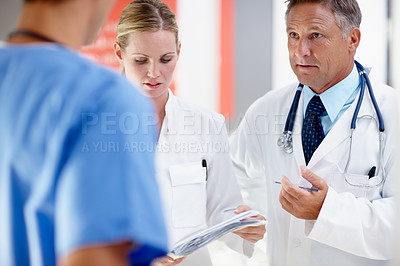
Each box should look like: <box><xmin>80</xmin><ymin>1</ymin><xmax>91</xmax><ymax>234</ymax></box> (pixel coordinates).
<box><xmin>117</xmin><ymin>0</ymin><xmax>179</xmax><ymax>50</ymax></box>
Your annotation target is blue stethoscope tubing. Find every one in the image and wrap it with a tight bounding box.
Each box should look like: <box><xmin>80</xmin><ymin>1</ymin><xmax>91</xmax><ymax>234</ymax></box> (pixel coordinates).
<box><xmin>353</xmin><ymin>60</ymin><xmax>384</xmax><ymax>131</ymax></box>
<box><xmin>277</xmin><ymin>60</ymin><xmax>386</xmax><ymax>187</ymax></box>
<box><xmin>277</xmin><ymin>84</ymin><xmax>303</xmax><ymax>153</ymax></box>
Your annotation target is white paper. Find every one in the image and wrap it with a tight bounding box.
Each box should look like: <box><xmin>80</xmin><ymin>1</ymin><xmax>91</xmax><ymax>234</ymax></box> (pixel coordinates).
<box><xmin>168</xmin><ymin>210</ymin><xmax>266</xmax><ymax>259</ymax></box>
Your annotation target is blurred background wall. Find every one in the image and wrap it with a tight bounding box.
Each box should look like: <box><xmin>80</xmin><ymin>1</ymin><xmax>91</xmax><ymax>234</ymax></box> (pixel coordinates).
<box><xmin>0</xmin><ymin>0</ymin><xmax>22</xmax><ymax>42</ymax></box>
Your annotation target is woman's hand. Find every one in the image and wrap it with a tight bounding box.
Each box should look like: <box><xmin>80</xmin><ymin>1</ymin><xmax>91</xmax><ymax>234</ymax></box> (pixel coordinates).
<box><xmin>232</xmin><ymin>205</ymin><xmax>266</xmax><ymax>243</ymax></box>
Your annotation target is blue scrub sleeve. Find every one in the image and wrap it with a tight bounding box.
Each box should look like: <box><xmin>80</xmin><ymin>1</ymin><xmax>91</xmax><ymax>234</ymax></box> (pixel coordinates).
<box><xmin>54</xmin><ymin>85</ymin><xmax>167</xmax><ymax>262</ymax></box>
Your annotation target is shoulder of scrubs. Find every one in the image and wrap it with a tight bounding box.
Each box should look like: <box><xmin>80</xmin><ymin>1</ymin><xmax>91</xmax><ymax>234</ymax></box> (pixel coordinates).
<box><xmin>0</xmin><ymin>45</ymin><xmax>167</xmax><ymax>265</ymax></box>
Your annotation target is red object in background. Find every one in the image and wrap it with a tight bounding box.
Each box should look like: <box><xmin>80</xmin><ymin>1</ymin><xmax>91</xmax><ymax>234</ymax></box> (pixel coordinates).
<box><xmin>220</xmin><ymin>0</ymin><xmax>235</xmax><ymax>120</ymax></box>
<box><xmin>80</xmin><ymin>0</ymin><xmax>132</xmax><ymax>71</ymax></box>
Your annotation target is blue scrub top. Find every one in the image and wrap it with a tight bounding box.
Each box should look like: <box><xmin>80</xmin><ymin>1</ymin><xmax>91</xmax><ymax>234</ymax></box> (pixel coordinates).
<box><xmin>0</xmin><ymin>43</ymin><xmax>167</xmax><ymax>265</ymax></box>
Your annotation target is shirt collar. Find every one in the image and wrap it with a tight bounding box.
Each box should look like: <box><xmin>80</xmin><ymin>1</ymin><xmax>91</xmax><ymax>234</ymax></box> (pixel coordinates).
<box><xmin>303</xmin><ymin>64</ymin><xmax>360</xmax><ymax>122</ymax></box>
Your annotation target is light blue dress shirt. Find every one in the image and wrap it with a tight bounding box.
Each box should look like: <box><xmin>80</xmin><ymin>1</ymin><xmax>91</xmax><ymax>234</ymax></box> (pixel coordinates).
<box><xmin>302</xmin><ymin>64</ymin><xmax>362</xmax><ymax>135</ymax></box>
<box><xmin>0</xmin><ymin>44</ymin><xmax>168</xmax><ymax>265</ymax></box>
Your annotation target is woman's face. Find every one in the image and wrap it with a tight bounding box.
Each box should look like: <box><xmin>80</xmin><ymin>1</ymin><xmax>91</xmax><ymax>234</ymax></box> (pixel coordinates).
<box><xmin>115</xmin><ymin>30</ymin><xmax>179</xmax><ymax>99</ymax></box>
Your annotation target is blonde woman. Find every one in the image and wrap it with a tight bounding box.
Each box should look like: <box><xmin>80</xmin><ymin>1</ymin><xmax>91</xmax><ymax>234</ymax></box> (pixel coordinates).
<box><xmin>114</xmin><ymin>0</ymin><xmax>266</xmax><ymax>265</ymax></box>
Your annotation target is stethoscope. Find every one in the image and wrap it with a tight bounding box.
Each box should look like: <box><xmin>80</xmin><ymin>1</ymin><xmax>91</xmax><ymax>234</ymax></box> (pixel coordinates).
<box><xmin>277</xmin><ymin>60</ymin><xmax>386</xmax><ymax>188</ymax></box>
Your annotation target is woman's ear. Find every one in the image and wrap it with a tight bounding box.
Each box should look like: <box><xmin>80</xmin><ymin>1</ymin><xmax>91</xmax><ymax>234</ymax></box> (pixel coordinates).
<box><xmin>114</xmin><ymin>41</ymin><xmax>123</xmax><ymax>63</ymax></box>
<box><xmin>114</xmin><ymin>41</ymin><xmax>125</xmax><ymax>72</ymax></box>
<box><xmin>177</xmin><ymin>41</ymin><xmax>181</xmax><ymax>57</ymax></box>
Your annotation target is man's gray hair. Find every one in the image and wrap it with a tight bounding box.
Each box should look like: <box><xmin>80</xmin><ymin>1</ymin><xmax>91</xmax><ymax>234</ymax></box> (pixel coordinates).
<box><xmin>285</xmin><ymin>0</ymin><xmax>362</xmax><ymax>39</ymax></box>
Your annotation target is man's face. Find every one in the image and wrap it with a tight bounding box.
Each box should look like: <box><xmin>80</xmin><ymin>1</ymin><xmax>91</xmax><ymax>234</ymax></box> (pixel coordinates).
<box><xmin>286</xmin><ymin>3</ymin><xmax>357</xmax><ymax>94</ymax></box>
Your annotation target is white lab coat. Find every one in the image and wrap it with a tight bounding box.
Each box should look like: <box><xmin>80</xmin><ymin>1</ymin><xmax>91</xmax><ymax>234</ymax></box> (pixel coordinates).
<box><xmin>156</xmin><ymin>90</ymin><xmax>251</xmax><ymax>266</ymax></box>
<box><xmin>229</xmin><ymin>70</ymin><xmax>398</xmax><ymax>266</ymax></box>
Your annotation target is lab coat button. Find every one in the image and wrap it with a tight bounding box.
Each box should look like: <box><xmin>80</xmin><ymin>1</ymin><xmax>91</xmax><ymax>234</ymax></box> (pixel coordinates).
<box><xmin>293</xmin><ymin>238</ymin><xmax>302</xmax><ymax>248</ymax></box>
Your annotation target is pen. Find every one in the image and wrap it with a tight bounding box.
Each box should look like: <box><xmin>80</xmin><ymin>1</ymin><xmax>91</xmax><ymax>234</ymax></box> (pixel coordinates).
<box><xmin>202</xmin><ymin>159</ymin><xmax>207</xmax><ymax>181</ymax></box>
<box><xmin>367</xmin><ymin>166</ymin><xmax>376</xmax><ymax>179</ymax></box>
<box><xmin>274</xmin><ymin>181</ymin><xmax>319</xmax><ymax>192</ymax></box>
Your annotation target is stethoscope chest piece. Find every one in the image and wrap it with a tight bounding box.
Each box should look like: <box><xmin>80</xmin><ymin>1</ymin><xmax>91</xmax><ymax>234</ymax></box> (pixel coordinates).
<box><xmin>277</xmin><ymin>131</ymin><xmax>293</xmax><ymax>154</ymax></box>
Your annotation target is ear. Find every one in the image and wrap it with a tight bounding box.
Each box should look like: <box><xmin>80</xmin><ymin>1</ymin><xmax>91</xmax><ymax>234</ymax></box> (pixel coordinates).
<box><xmin>113</xmin><ymin>41</ymin><xmax>124</xmax><ymax>63</ymax></box>
<box><xmin>347</xmin><ymin>27</ymin><xmax>361</xmax><ymax>53</ymax></box>
<box><xmin>177</xmin><ymin>41</ymin><xmax>181</xmax><ymax>57</ymax></box>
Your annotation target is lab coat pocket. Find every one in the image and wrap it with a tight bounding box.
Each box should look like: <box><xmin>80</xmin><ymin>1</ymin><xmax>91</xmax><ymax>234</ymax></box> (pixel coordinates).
<box><xmin>331</xmin><ymin>173</ymin><xmax>368</xmax><ymax>198</ymax></box>
<box><xmin>169</xmin><ymin>161</ymin><xmax>207</xmax><ymax>228</ymax></box>
<box><xmin>366</xmin><ymin>174</ymin><xmax>384</xmax><ymax>200</ymax></box>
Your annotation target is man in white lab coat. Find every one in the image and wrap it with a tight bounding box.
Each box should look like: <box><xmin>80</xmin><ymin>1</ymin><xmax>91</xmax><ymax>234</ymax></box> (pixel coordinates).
<box><xmin>230</xmin><ymin>0</ymin><xmax>398</xmax><ymax>265</ymax></box>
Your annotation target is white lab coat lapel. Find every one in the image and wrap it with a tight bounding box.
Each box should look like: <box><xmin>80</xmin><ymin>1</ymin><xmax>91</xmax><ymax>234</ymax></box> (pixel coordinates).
<box><xmin>306</xmin><ymin>88</ymin><xmax>376</xmax><ymax>169</ymax></box>
<box><xmin>292</xmin><ymin>92</ymin><xmax>306</xmax><ymax>168</ymax></box>
<box><xmin>163</xmin><ymin>90</ymin><xmax>177</xmax><ymax>136</ymax></box>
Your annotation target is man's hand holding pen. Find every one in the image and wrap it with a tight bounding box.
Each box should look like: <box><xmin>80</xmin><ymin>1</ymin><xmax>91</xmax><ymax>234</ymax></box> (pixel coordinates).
<box><xmin>279</xmin><ymin>166</ymin><xmax>328</xmax><ymax>220</ymax></box>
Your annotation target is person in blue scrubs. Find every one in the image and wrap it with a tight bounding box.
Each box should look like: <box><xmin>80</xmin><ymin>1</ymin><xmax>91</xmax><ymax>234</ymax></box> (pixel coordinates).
<box><xmin>0</xmin><ymin>0</ymin><xmax>168</xmax><ymax>265</ymax></box>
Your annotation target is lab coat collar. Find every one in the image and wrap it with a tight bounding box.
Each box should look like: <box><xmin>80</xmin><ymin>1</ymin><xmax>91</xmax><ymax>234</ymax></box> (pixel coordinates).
<box><xmin>292</xmin><ymin>67</ymin><xmax>377</xmax><ymax>169</ymax></box>
<box><xmin>292</xmin><ymin>89</ymin><xmax>307</xmax><ymax>167</ymax></box>
<box><xmin>161</xmin><ymin>89</ymin><xmax>176</xmax><ymax>135</ymax></box>
<box><xmin>306</xmin><ymin>68</ymin><xmax>377</xmax><ymax>169</ymax></box>
<box><xmin>291</xmin><ymin>84</ymin><xmax>355</xmax><ymax>169</ymax></box>
<box><xmin>303</xmin><ymin>64</ymin><xmax>360</xmax><ymax>124</ymax></box>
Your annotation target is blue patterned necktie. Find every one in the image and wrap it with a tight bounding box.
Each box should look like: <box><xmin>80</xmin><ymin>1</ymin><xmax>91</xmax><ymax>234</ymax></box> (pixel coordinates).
<box><xmin>302</xmin><ymin>96</ymin><xmax>326</xmax><ymax>165</ymax></box>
